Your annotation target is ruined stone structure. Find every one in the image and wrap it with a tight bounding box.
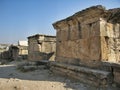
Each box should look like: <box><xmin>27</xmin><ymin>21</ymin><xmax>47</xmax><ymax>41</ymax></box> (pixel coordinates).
<box><xmin>18</xmin><ymin>46</ymin><xmax>28</xmax><ymax>56</ymax></box>
<box><xmin>18</xmin><ymin>41</ymin><xmax>28</xmax><ymax>59</ymax></box>
<box><xmin>9</xmin><ymin>45</ymin><xmax>19</xmax><ymax>60</ymax></box>
<box><xmin>0</xmin><ymin>44</ymin><xmax>9</xmax><ymax>59</ymax></box>
<box><xmin>0</xmin><ymin>41</ymin><xmax>28</xmax><ymax>60</ymax></box>
<box><xmin>0</xmin><ymin>45</ymin><xmax>19</xmax><ymax>60</ymax></box>
<box><xmin>28</xmin><ymin>34</ymin><xmax>56</xmax><ymax>61</ymax></box>
<box><xmin>52</xmin><ymin>5</ymin><xmax>120</xmax><ymax>87</ymax></box>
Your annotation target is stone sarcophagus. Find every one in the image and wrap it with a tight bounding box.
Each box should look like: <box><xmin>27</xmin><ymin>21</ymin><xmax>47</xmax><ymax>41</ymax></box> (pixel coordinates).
<box><xmin>52</xmin><ymin>5</ymin><xmax>120</xmax><ymax>87</ymax></box>
<box><xmin>28</xmin><ymin>34</ymin><xmax>56</xmax><ymax>61</ymax></box>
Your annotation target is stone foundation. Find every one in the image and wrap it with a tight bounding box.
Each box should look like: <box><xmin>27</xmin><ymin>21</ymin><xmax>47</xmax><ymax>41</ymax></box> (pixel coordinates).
<box><xmin>50</xmin><ymin>62</ymin><xmax>112</xmax><ymax>87</ymax></box>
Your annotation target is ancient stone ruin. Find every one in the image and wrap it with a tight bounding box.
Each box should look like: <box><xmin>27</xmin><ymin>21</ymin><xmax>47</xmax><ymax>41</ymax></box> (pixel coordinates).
<box><xmin>28</xmin><ymin>34</ymin><xmax>56</xmax><ymax>61</ymax></box>
<box><xmin>52</xmin><ymin>5</ymin><xmax>120</xmax><ymax>87</ymax></box>
<box><xmin>18</xmin><ymin>41</ymin><xmax>28</xmax><ymax>59</ymax></box>
<box><xmin>0</xmin><ymin>44</ymin><xmax>10</xmax><ymax>59</ymax></box>
<box><xmin>0</xmin><ymin>45</ymin><xmax>19</xmax><ymax>60</ymax></box>
<box><xmin>0</xmin><ymin>41</ymin><xmax>28</xmax><ymax>60</ymax></box>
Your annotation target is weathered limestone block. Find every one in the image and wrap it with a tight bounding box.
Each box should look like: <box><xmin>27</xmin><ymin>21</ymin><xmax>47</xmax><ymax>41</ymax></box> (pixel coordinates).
<box><xmin>68</xmin><ymin>20</ymin><xmax>80</xmax><ymax>40</ymax></box>
<box><xmin>42</xmin><ymin>42</ymin><xmax>54</xmax><ymax>53</ymax></box>
<box><xmin>107</xmin><ymin>38</ymin><xmax>116</xmax><ymax>62</ymax></box>
<box><xmin>114</xmin><ymin>24</ymin><xmax>120</xmax><ymax>38</ymax></box>
<box><xmin>81</xmin><ymin>18</ymin><xmax>100</xmax><ymax>38</ymax></box>
<box><xmin>89</xmin><ymin>36</ymin><xmax>101</xmax><ymax>60</ymax></box>
<box><xmin>55</xmin><ymin>41</ymin><xmax>60</xmax><ymax>57</ymax></box>
<box><xmin>76</xmin><ymin>39</ymin><xmax>90</xmax><ymax>60</ymax></box>
<box><xmin>33</xmin><ymin>44</ymin><xmax>41</xmax><ymax>52</ymax></box>
<box><xmin>56</xmin><ymin>37</ymin><xmax>101</xmax><ymax>66</ymax></box>
<box><xmin>69</xmin><ymin>26</ymin><xmax>80</xmax><ymax>40</ymax></box>
<box><xmin>57</xmin><ymin>39</ymin><xmax>90</xmax><ymax>60</ymax></box>
<box><xmin>55</xmin><ymin>22</ymin><xmax>69</xmax><ymax>41</ymax></box>
<box><xmin>81</xmin><ymin>24</ymin><xmax>90</xmax><ymax>39</ymax></box>
<box><xmin>56</xmin><ymin>29</ymin><xmax>61</xmax><ymax>41</ymax></box>
<box><xmin>101</xmin><ymin>36</ymin><xmax>120</xmax><ymax>62</ymax></box>
<box><xmin>106</xmin><ymin>23</ymin><xmax>114</xmax><ymax>38</ymax></box>
<box><xmin>100</xmin><ymin>19</ymin><xmax>120</xmax><ymax>38</ymax></box>
<box><xmin>57</xmin><ymin>37</ymin><xmax>101</xmax><ymax>61</ymax></box>
<box><xmin>90</xmin><ymin>21</ymin><xmax>100</xmax><ymax>37</ymax></box>
<box><xmin>101</xmin><ymin>36</ymin><xmax>109</xmax><ymax>61</ymax></box>
<box><xmin>100</xmin><ymin>19</ymin><xmax>107</xmax><ymax>37</ymax></box>
<box><xmin>77</xmin><ymin>37</ymin><xmax>100</xmax><ymax>61</ymax></box>
<box><xmin>60</xmin><ymin>29</ymin><xmax>69</xmax><ymax>41</ymax></box>
<box><xmin>56</xmin><ymin>41</ymin><xmax>74</xmax><ymax>58</ymax></box>
<box><xmin>100</xmin><ymin>18</ymin><xmax>120</xmax><ymax>62</ymax></box>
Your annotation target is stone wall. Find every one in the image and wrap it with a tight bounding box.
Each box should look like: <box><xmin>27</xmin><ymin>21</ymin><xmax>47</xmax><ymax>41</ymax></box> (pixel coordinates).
<box><xmin>55</xmin><ymin>18</ymin><xmax>102</xmax><ymax>68</ymax></box>
<box><xmin>100</xmin><ymin>19</ymin><xmax>120</xmax><ymax>63</ymax></box>
<box><xmin>28</xmin><ymin>34</ymin><xmax>56</xmax><ymax>61</ymax></box>
<box><xmin>52</xmin><ymin>5</ymin><xmax>120</xmax><ymax>86</ymax></box>
<box><xmin>53</xmin><ymin>5</ymin><xmax>120</xmax><ymax>67</ymax></box>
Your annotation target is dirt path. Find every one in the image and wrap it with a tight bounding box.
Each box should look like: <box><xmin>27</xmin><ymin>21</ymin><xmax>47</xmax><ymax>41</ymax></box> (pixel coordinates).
<box><xmin>0</xmin><ymin>61</ymin><xmax>118</xmax><ymax>90</ymax></box>
<box><xmin>0</xmin><ymin>61</ymin><xmax>90</xmax><ymax>90</ymax></box>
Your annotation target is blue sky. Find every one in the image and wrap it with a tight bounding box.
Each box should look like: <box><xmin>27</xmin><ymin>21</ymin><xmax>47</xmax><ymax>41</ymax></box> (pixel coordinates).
<box><xmin>0</xmin><ymin>0</ymin><xmax>120</xmax><ymax>44</ymax></box>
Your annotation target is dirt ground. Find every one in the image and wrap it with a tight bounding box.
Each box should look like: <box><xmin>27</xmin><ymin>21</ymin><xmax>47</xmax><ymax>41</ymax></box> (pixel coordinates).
<box><xmin>0</xmin><ymin>60</ymin><xmax>119</xmax><ymax>90</ymax></box>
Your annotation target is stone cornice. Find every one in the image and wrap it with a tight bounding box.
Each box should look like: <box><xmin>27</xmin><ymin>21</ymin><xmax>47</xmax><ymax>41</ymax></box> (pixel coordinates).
<box><xmin>53</xmin><ymin>5</ymin><xmax>120</xmax><ymax>30</ymax></box>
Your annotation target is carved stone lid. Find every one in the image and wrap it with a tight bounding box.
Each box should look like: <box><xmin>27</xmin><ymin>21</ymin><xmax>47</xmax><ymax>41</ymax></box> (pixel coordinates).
<box><xmin>28</xmin><ymin>34</ymin><xmax>56</xmax><ymax>39</ymax></box>
<box><xmin>53</xmin><ymin>5</ymin><xmax>120</xmax><ymax>30</ymax></box>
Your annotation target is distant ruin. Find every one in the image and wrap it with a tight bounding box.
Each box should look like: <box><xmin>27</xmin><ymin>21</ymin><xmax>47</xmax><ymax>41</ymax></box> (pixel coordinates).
<box><xmin>0</xmin><ymin>41</ymin><xmax>28</xmax><ymax>60</ymax></box>
<box><xmin>28</xmin><ymin>34</ymin><xmax>56</xmax><ymax>61</ymax></box>
<box><xmin>52</xmin><ymin>5</ymin><xmax>120</xmax><ymax>87</ymax></box>
<box><xmin>18</xmin><ymin>41</ymin><xmax>28</xmax><ymax>59</ymax></box>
